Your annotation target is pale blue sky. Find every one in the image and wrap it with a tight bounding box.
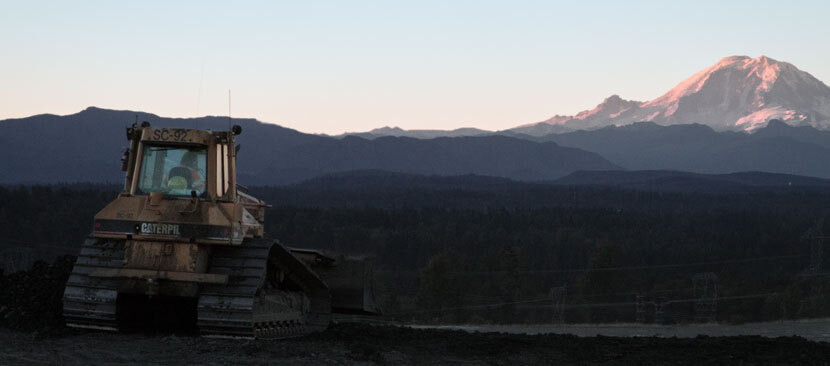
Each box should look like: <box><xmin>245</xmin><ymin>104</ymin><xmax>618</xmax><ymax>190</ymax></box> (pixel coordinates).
<box><xmin>1</xmin><ymin>1</ymin><xmax>828</xmax><ymax>134</ymax></box>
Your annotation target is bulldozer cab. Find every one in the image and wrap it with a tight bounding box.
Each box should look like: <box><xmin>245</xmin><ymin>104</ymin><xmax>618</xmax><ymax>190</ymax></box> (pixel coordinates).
<box><xmin>90</xmin><ymin>123</ymin><xmax>265</xmax><ymax>246</ymax></box>
<box><xmin>136</xmin><ymin>146</ymin><xmax>207</xmax><ymax>197</ymax></box>
<box><xmin>123</xmin><ymin>124</ymin><xmax>240</xmax><ymax>203</ymax></box>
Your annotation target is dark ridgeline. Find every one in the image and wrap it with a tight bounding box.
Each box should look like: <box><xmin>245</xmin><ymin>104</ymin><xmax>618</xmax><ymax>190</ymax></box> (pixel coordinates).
<box><xmin>0</xmin><ymin>107</ymin><xmax>617</xmax><ymax>185</ymax></box>
<box><xmin>553</xmin><ymin>170</ymin><xmax>830</xmax><ymax>193</ymax></box>
<box><xmin>6</xmin><ymin>108</ymin><xmax>830</xmax><ymax>185</ymax></box>
<box><xmin>538</xmin><ymin>120</ymin><xmax>830</xmax><ymax>178</ymax></box>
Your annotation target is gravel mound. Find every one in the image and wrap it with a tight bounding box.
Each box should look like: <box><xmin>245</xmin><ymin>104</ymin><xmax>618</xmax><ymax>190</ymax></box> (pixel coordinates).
<box><xmin>0</xmin><ymin>256</ymin><xmax>74</xmax><ymax>333</ymax></box>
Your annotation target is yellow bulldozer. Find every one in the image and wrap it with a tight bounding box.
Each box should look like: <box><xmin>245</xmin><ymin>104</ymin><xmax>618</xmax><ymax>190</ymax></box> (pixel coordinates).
<box><xmin>62</xmin><ymin>121</ymin><xmax>378</xmax><ymax>338</ymax></box>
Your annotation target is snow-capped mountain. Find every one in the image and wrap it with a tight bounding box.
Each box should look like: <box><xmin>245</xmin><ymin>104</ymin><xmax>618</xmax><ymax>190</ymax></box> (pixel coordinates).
<box><xmin>513</xmin><ymin>56</ymin><xmax>830</xmax><ymax>135</ymax></box>
<box><xmin>337</xmin><ymin>126</ymin><xmax>491</xmax><ymax>139</ymax></box>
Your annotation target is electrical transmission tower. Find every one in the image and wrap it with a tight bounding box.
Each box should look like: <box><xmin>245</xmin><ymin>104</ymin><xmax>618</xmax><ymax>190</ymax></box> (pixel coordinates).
<box><xmin>693</xmin><ymin>272</ymin><xmax>718</xmax><ymax>323</ymax></box>
<box><xmin>549</xmin><ymin>286</ymin><xmax>567</xmax><ymax>324</ymax></box>
<box><xmin>1</xmin><ymin>247</ymin><xmax>36</xmax><ymax>273</ymax></box>
<box><xmin>635</xmin><ymin>294</ymin><xmax>646</xmax><ymax>323</ymax></box>
<box><xmin>654</xmin><ymin>296</ymin><xmax>669</xmax><ymax>324</ymax></box>
<box><xmin>802</xmin><ymin>218</ymin><xmax>827</xmax><ymax>276</ymax></box>
<box><xmin>809</xmin><ymin>238</ymin><xmax>824</xmax><ymax>274</ymax></box>
<box><xmin>797</xmin><ymin>219</ymin><xmax>830</xmax><ymax>315</ymax></box>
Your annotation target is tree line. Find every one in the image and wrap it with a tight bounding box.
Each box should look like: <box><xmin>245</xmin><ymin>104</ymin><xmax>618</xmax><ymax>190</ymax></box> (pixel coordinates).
<box><xmin>2</xmin><ymin>184</ymin><xmax>830</xmax><ymax>323</ymax></box>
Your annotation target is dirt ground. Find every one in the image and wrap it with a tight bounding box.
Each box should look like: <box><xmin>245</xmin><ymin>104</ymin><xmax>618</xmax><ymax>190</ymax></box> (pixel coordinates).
<box><xmin>4</xmin><ymin>257</ymin><xmax>830</xmax><ymax>365</ymax></box>
<box><xmin>2</xmin><ymin>323</ymin><xmax>830</xmax><ymax>365</ymax></box>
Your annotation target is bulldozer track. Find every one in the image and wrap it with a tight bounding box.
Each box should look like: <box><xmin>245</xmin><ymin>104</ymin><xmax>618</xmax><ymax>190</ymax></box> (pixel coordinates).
<box><xmin>198</xmin><ymin>238</ymin><xmax>331</xmax><ymax>339</ymax></box>
<box><xmin>63</xmin><ymin>237</ymin><xmax>331</xmax><ymax>338</ymax></box>
<box><xmin>62</xmin><ymin>237</ymin><xmax>124</xmax><ymax>331</ymax></box>
<box><xmin>197</xmin><ymin>239</ymin><xmax>270</xmax><ymax>338</ymax></box>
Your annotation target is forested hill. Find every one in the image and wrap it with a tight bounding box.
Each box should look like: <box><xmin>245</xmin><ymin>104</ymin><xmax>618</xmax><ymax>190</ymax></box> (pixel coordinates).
<box><xmin>540</xmin><ymin>120</ymin><xmax>830</xmax><ymax>178</ymax></box>
<box><xmin>250</xmin><ymin>170</ymin><xmax>830</xmax><ymax>207</ymax></box>
<box><xmin>553</xmin><ymin>170</ymin><xmax>830</xmax><ymax>193</ymax></box>
<box><xmin>0</xmin><ymin>107</ymin><xmax>617</xmax><ymax>185</ymax></box>
<box><xmin>2</xmin><ymin>183</ymin><xmax>830</xmax><ymax>323</ymax></box>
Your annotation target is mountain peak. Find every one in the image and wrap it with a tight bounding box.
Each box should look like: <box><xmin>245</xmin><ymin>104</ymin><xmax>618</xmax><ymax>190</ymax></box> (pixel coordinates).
<box><xmin>604</xmin><ymin>94</ymin><xmax>623</xmax><ymax>102</ymax></box>
<box><xmin>515</xmin><ymin>55</ymin><xmax>830</xmax><ymax>135</ymax></box>
<box><xmin>641</xmin><ymin>55</ymin><xmax>789</xmax><ymax>116</ymax></box>
<box><xmin>547</xmin><ymin>94</ymin><xmax>642</xmax><ymax>127</ymax></box>
<box><xmin>712</xmin><ymin>55</ymin><xmax>780</xmax><ymax>69</ymax></box>
<box><xmin>79</xmin><ymin>106</ymin><xmax>107</xmax><ymax>115</ymax></box>
<box><xmin>370</xmin><ymin>126</ymin><xmax>406</xmax><ymax>134</ymax></box>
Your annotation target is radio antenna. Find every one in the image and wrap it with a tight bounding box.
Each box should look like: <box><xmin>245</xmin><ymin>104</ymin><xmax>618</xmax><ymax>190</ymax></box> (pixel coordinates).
<box><xmin>228</xmin><ymin>89</ymin><xmax>232</xmax><ymax>131</ymax></box>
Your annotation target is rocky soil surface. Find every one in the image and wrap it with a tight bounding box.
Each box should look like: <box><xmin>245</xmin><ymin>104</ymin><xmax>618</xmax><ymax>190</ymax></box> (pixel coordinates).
<box><xmin>0</xmin><ymin>256</ymin><xmax>73</xmax><ymax>334</ymax></box>
<box><xmin>3</xmin><ymin>323</ymin><xmax>830</xmax><ymax>365</ymax></box>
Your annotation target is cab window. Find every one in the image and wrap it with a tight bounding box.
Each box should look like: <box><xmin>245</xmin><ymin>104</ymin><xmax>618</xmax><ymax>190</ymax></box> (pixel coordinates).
<box><xmin>137</xmin><ymin>145</ymin><xmax>207</xmax><ymax>197</ymax></box>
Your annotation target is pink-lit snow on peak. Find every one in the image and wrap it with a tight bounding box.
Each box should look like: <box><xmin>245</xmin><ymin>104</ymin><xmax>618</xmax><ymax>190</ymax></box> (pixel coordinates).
<box><xmin>520</xmin><ymin>55</ymin><xmax>830</xmax><ymax>135</ymax></box>
<box><xmin>734</xmin><ymin>106</ymin><xmax>806</xmax><ymax>130</ymax></box>
<box><xmin>541</xmin><ymin>95</ymin><xmax>642</xmax><ymax>125</ymax></box>
<box><xmin>571</xmin><ymin>95</ymin><xmax>642</xmax><ymax>120</ymax></box>
<box><xmin>545</xmin><ymin>115</ymin><xmax>572</xmax><ymax>124</ymax></box>
<box><xmin>642</xmin><ymin>55</ymin><xmax>783</xmax><ymax>112</ymax></box>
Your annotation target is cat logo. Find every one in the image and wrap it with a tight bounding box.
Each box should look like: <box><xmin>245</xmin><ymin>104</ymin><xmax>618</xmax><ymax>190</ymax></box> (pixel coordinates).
<box><xmin>140</xmin><ymin>223</ymin><xmax>181</xmax><ymax>236</ymax></box>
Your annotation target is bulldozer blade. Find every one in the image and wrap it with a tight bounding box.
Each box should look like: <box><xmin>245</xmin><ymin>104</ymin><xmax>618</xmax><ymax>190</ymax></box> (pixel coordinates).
<box><xmin>289</xmin><ymin>248</ymin><xmax>380</xmax><ymax>314</ymax></box>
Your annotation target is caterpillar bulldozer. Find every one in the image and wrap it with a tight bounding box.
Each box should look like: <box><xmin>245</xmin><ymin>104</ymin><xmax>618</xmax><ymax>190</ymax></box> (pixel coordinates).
<box><xmin>62</xmin><ymin>122</ymin><xmax>378</xmax><ymax>338</ymax></box>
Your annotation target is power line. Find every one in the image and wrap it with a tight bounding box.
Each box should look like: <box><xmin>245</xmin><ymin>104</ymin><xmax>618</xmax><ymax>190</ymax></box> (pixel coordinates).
<box><xmin>0</xmin><ymin>237</ymin><xmax>74</xmax><ymax>247</ymax></box>
<box><xmin>489</xmin><ymin>254</ymin><xmax>803</xmax><ymax>274</ymax></box>
<box><xmin>387</xmin><ymin>292</ymin><xmax>780</xmax><ymax>316</ymax></box>
<box><xmin>376</xmin><ymin>254</ymin><xmax>804</xmax><ymax>277</ymax></box>
<box><xmin>0</xmin><ymin>242</ymin><xmax>76</xmax><ymax>250</ymax></box>
<box><xmin>387</xmin><ymin>297</ymin><xmax>551</xmax><ymax>315</ymax></box>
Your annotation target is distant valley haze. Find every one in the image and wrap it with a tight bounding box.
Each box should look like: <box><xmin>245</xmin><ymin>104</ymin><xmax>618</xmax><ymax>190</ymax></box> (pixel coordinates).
<box><xmin>3</xmin><ymin>1</ymin><xmax>830</xmax><ymax>186</ymax></box>
<box><xmin>345</xmin><ymin>55</ymin><xmax>830</xmax><ymax>138</ymax></box>
<box><xmin>2</xmin><ymin>1</ymin><xmax>829</xmax><ymax>134</ymax></box>
<box><xmin>4</xmin><ymin>55</ymin><xmax>830</xmax><ymax>185</ymax></box>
